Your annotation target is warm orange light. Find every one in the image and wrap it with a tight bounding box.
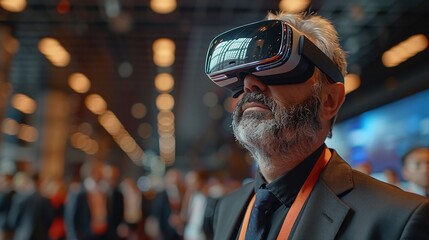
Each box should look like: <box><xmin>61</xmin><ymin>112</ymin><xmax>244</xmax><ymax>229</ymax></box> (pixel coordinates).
<box><xmin>154</xmin><ymin>73</ymin><xmax>174</xmax><ymax>92</ymax></box>
<box><xmin>11</xmin><ymin>93</ymin><xmax>36</xmax><ymax>114</ymax></box>
<box><xmin>156</xmin><ymin>93</ymin><xmax>174</xmax><ymax>111</ymax></box>
<box><xmin>18</xmin><ymin>124</ymin><xmax>38</xmax><ymax>142</ymax></box>
<box><xmin>85</xmin><ymin>94</ymin><xmax>107</xmax><ymax>115</ymax></box>
<box><xmin>68</xmin><ymin>72</ymin><xmax>91</xmax><ymax>93</ymax></box>
<box><xmin>150</xmin><ymin>0</ymin><xmax>177</xmax><ymax>14</ymax></box>
<box><xmin>382</xmin><ymin>34</ymin><xmax>428</xmax><ymax>67</ymax></box>
<box><xmin>344</xmin><ymin>73</ymin><xmax>361</xmax><ymax>94</ymax></box>
<box><xmin>98</xmin><ymin>111</ymin><xmax>144</xmax><ymax>164</ymax></box>
<box><xmin>99</xmin><ymin>111</ymin><xmax>122</xmax><ymax>135</ymax></box>
<box><xmin>153</xmin><ymin>38</ymin><xmax>175</xmax><ymax>67</ymax></box>
<box><xmin>279</xmin><ymin>0</ymin><xmax>310</xmax><ymax>13</ymax></box>
<box><xmin>4</xmin><ymin>36</ymin><xmax>19</xmax><ymax>54</ymax></box>
<box><xmin>70</xmin><ymin>132</ymin><xmax>98</xmax><ymax>155</ymax></box>
<box><xmin>1</xmin><ymin>118</ymin><xmax>19</xmax><ymax>135</ymax></box>
<box><xmin>159</xmin><ymin>135</ymin><xmax>175</xmax><ymax>165</ymax></box>
<box><xmin>131</xmin><ymin>103</ymin><xmax>147</xmax><ymax>119</ymax></box>
<box><xmin>38</xmin><ymin>38</ymin><xmax>70</xmax><ymax>67</ymax></box>
<box><xmin>158</xmin><ymin>112</ymin><xmax>174</xmax><ymax>126</ymax></box>
<box><xmin>0</xmin><ymin>0</ymin><xmax>26</xmax><ymax>12</ymax></box>
<box><xmin>223</xmin><ymin>97</ymin><xmax>238</xmax><ymax>113</ymax></box>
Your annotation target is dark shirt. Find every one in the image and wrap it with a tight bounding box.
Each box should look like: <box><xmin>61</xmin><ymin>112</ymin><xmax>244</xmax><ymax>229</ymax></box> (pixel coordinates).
<box><xmin>247</xmin><ymin>144</ymin><xmax>325</xmax><ymax>239</ymax></box>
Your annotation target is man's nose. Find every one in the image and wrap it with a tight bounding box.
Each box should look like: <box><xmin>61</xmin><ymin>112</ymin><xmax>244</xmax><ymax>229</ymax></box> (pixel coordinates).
<box><xmin>243</xmin><ymin>74</ymin><xmax>267</xmax><ymax>94</ymax></box>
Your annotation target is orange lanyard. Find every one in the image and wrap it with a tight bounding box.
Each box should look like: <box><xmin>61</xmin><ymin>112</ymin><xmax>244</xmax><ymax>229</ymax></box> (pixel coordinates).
<box><xmin>238</xmin><ymin>147</ymin><xmax>332</xmax><ymax>240</ymax></box>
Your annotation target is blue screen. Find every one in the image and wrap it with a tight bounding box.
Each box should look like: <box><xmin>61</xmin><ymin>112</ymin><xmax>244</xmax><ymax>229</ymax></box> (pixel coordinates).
<box><xmin>326</xmin><ymin>89</ymin><xmax>429</xmax><ymax>174</ymax></box>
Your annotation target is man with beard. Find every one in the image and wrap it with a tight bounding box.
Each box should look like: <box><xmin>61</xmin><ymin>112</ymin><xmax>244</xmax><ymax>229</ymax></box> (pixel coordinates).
<box><xmin>204</xmin><ymin>12</ymin><xmax>429</xmax><ymax>239</ymax></box>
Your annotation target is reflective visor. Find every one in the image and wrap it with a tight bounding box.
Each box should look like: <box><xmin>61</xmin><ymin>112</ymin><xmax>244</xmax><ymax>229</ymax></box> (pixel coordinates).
<box><xmin>205</xmin><ymin>20</ymin><xmax>344</xmax><ymax>97</ymax></box>
<box><xmin>205</xmin><ymin>20</ymin><xmax>287</xmax><ymax>75</ymax></box>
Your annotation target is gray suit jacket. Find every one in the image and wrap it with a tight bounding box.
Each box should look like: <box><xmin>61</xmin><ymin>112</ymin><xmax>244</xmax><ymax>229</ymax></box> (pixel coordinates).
<box><xmin>213</xmin><ymin>150</ymin><xmax>429</xmax><ymax>240</ymax></box>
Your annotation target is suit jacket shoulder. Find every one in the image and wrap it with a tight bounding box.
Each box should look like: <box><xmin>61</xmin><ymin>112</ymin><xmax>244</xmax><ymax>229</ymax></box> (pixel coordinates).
<box><xmin>296</xmin><ymin>150</ymin><xmax>429</xmax><ymax>240</ymax></box>
<box><xmin>213</xmin><ymin>150</ymin><xmax>429</xmax><ymax>240</ymax></box>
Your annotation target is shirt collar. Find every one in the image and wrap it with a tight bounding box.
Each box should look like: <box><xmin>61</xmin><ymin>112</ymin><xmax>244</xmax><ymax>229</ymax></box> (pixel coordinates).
<box><xmin>254</xmin><ymin>144</ymin><xmax>326</xmax><ymax>207</ymax></box>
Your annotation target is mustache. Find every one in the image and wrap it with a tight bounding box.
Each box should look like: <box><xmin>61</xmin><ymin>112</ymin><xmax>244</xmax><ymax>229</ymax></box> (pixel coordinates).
<box><xmin>235</xmin><ymin>92</ymin><xmax>275</xmax><ymax>116</ymax></box>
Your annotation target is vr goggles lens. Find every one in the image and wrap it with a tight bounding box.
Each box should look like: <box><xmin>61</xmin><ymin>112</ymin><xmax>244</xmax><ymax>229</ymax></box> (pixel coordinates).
<box><xmin>205</xmin><ymin>20</ymin><xmax>344</xmax><ymax>97</ymax></box>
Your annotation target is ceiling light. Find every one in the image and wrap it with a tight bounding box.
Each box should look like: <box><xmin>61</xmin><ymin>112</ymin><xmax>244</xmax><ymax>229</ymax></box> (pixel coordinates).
<box><xmin>131</xmin><ymin>102</ymin><xmax>147</xmax><ymax>119</ymax></box>
<box><xmin>1</xmin><ymin>118</ymin><xmax>19</xmax><ymax>135</ymax></box>
<box><xmin>150</xmin><ymin>0</ymin><xmax>177</xmax><ymax>14</ymax></box>
<box><xmin>99</xmin><ymin>111</ymin><xmax>122</xmax><ymax>135</ymax></box>
<box><xmin>38</xmin><ymin>38</ymin><xmax>70</xmax><ymax>67</ymax></box>
<box><xmin>344</xmin><ymin>73</ymin><xmax>361</xmax><ymax>94</ymax></box>
<box><xmin>0</xmin><ymin>0</ymin><xmax>26</xmax><ymax>13</ymax></box>
<box><xmin>158</xmin><ymin>113</ymin><xmax>174</xmax><ymax>126</ymax></box>
<box><xmin>153</xmin><ymin>38</ymin><xmax>175</xmax><ymax>67</ymax></box>
<box><xmin>85</xmin><ymin>94</ymin><xmax>107</xmax><ymax>115</ymax></box>
<box><xmin>279</xmin><ymin>0</ymin><xmax>310</xmax><ymax>13</ymax></box>
<box><xmin>156</xmin><ymin>93</ymin><xmax>174</xmax><ymax>111</ymax></box>
<box><xmin>18</xmin><ymin>124</ymin><xmax>38</xmax><ymax>142</ymax></box>
<box><xmin>382</xmin><ymin>34</ymin><xmax>428</xmax><ymax>67</ymax></box>
<box><xmin>11</xmin><ymin>93</ymin><xmax>36</xmax><ymax>114</ymax></box>
<box><xmin>68</xmin><ymin>72</ymin><xmax>91</xmax><ymax>93</ymax></box>
<box><xmin>154</xmin><ymin>73</ymin><xmax>174</xmax><ymax>92</ymax></box>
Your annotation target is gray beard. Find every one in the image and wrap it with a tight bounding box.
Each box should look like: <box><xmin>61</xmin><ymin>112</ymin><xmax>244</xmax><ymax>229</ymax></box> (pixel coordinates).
<box><xmin>232</xmin><ymin>91</ymin><xmax>322</xmax><ymax>170</ymax></box>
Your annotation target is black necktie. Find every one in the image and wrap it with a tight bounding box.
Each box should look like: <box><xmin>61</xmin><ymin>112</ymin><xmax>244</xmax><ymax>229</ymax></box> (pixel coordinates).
<box><xmin>245</xmin><ymin>188</ymin><xmax>278</xmax><ymax>240</ymax></box>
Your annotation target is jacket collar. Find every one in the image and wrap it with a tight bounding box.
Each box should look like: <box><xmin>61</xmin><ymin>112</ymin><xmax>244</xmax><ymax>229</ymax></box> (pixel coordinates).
<box><xmin>290</xmin><ymin>149</ymin><xmax>353</xmax><ymax>239</ymax></box>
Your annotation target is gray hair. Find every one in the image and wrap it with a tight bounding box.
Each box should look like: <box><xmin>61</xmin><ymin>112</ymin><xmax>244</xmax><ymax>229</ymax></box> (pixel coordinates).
<box><xmin>267</xmin><ymin>12</ymin><xmax>347</xmax><ymax>76</ymax></box>
<box><xmin>267</xmin><ymin>12</ymin><xmax>347</xmax><ymax>138</ymax></box>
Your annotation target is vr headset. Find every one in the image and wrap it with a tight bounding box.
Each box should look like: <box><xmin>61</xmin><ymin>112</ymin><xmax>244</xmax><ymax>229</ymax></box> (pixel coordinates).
<box><xmin>205</xmin><ymin>20</ymin><xmax>344</xmax><ymax>97</ymax></box>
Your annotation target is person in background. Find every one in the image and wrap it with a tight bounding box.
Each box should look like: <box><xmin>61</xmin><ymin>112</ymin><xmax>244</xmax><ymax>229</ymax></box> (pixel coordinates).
<box><xmin>205</xmin><ymin>12</ymin><xmax>429</xmax><ymax>239</ymax></box>
<box><xmin>181</xmin><ymin>171</ymin><xmax>207</xmax><ymax>240</ymax></box>
<box><xmin>402</xmin><ymin>146</ymin><xmax>429</xmax><ymax>197</ymax></box>
<box><xmin>65</xmin><ymin>161</ymin><xmax>114</xmax><ymax>240</ymax></box>
<box><xmin>382</xmin><ymin>167</ymin><xmax>401</xmax><ymax>187</ymax></box>
<box><xmin>43</xmin><ymin>176</ymin><xmax>67</xmax><ymax>240</ymax></box>
<box><xmin>103</xmin><ymin>164</ymin><xmax>125</xmax><ymax>240</ymax></box>
<box><xmin>353</xmin><ymin>161</ymin><xmax>372</xmax><ymax>175</ymax></box>
<box><xmin>202</xmin><ymin>177</ymin><xmax>225</xmax><ymax>240</ymax></box>
<box><xmin>0</xmin><ymin>171</ymin><xmax>15</xmax><ymax>239</ymax></box>
<box><xmin>118</xmin><ymin>178</ymin><xmax>144</xmax><ymax>240</ymax></box>
<box><xmin>151</xmin><ymin>168</ymin><xmax>185</xmax><ymax>240</ymax></box>
<box><xmin>8</xmin><ymin>172</ymin><xmax>55</xmax><ymax>240</ymax></box>
<box><xmin>64</xmin><ymin>172</ymin><xmax>82</xmax><ymax>240</ymax></box>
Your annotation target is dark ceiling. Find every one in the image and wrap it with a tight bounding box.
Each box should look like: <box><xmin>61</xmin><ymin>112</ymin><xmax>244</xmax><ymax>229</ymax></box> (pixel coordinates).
<box><xmin>1</xmin><ymin>0</ymin><xmax>429</xmax><ymax>172</ymax></box>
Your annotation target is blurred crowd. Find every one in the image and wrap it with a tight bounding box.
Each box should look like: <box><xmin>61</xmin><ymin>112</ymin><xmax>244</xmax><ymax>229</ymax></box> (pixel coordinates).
<box><xmin>354</xmin><ymin>146</ymin><xmax>429</xmax><ymax>197</ymax></box>
<box><xmin>0</xmin><ymin>146</ymin><xmax>427</xmax><ymax>240</ymax></box>
<box><xmin>0</xmin><ymin>161</ymin><xmax>241</xmax><ymax>240</ymax></box>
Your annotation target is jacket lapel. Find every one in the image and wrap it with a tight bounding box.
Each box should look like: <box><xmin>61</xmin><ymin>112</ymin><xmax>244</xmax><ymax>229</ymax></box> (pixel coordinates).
<box><xmin>290</xmin><ymin>150</ymin><xmax>353</xmax><ymax>239</ymax></box>
<box><xmin>214</xmin><ymin>183</ymin><xmax>254</xmax><ymax>240</ymax></box>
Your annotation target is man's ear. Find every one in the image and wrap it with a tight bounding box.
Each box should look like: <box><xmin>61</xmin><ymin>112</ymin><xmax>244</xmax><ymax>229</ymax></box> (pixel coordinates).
<box><xmin>320</xmin><ymin>83</ymin><xmax>345</xmax><ymax>121</ymax></box>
